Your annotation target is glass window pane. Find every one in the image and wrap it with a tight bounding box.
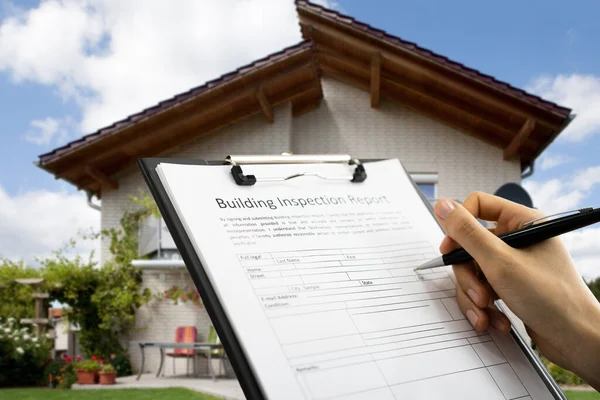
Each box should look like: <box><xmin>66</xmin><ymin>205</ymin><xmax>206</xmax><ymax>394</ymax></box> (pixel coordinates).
<box><xmin>417</xmin><ymin>183</ymin><xmax>435</xmax><ymax>200</ymax></box>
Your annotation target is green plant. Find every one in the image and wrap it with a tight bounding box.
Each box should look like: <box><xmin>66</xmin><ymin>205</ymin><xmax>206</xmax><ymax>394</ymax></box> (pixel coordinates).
<box><xmin>74</xmin><ymin>358</ymin><xmax>101</xmax><ymax>372</ymax></box>
<box><xmin>100</xmin><ymin>364</ymin><xmax>115</xmax><ymax>373</ymax></box>
<box><xmin>541</xmin><ymin>357</ymin><xmax>585</xmax><ymax>385</ymax></box>
<box><xmin>109</xmin><ymin>353</ymin><xmax>133</xmax><ymax>377</ymax></box>
<box><xmin>587</xmin><ymin>277</ymin><xmax>600</xmax><ymax>303</ymax></box>
<box><xmin>39</xmin><ymin>197</ymin><xmax>153</xmax><ymax>361</ymax></box>
<box><xmin>0</xmin><ymin>317</ymin><xmax>53</xmax><ymax>387</ymax></box>
<box><xmin>59</xmin><ymin>369</ymin><xmax>77</xmax><ymax>389</ymax></box>
<box><xmin>44</xmin><ymin>357</ymin><xmax>76</xmax><ymax>389</ymax></box>
<box><xmin>129</xmin><ymin>190</ymin><xmax>161</xmax><ymax>219</ymax></box>
<box><xmin>163</xmin><ymin>285</ymin><xmax>203</xmax><ymax>307</ymax></box>
<box><xmin>0</xmin><ymin>192</ymin><xmax>161</xmax><ymax>380</ymax></box>
<box><xmin>0</xmin><ymin>259</ymin><xmax>42</xmax><ymax>323</ymax></box>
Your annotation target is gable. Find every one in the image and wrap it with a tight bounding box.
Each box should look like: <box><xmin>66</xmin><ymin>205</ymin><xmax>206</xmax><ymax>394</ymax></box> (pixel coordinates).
<box><xmin>36</xmin><ymin>1</ymin><xmax>572</xmax><ymax>198</ymax></box>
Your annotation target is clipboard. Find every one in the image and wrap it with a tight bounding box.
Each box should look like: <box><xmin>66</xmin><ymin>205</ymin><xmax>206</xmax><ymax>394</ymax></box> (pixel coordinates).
<box><xmin>138</xmin><ymin>154</ymin><xmax>566</xmax><ymax>400</ymax></box>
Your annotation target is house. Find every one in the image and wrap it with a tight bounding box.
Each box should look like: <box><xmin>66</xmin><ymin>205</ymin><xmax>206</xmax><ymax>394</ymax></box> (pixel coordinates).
<box><xmin>36</xmin><ymin>1</ymin><xmax>572</xmax><ymax>377</ymax></box>
<box><xmin>48</xmin><ymin>308</ymin><xmax>81</xmax><ymax>360</ymax></box>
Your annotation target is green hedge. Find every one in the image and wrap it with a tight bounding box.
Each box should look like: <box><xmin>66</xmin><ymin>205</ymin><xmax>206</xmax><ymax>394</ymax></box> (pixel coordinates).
<box><xmin>0</xmin><ymin>318</ymin><xmax>53</xmax><ymax>387</ymax></box>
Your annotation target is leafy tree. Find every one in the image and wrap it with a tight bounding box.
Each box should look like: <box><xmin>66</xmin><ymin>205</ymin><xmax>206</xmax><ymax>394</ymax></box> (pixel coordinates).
<box><xmin>0</xmin><ymin>259</ymin><xmax>42</xmax><ymax>323</ymax></box>
<box><xmin>587</xmin><ymin>277</ymin><xmax>600</xmax><ymax>302</ymax></box>
<box><xmin>0</xmin><ymin>193</ymin><xmax>154</xmax><ymax>366</ymax></box>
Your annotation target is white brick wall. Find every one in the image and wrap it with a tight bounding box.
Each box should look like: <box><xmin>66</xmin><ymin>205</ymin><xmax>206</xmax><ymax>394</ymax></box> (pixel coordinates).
<box><xmin>129</xmin><ymin>267</ymin><xmax>218</xmax><ymax>376</ymax></box>
<box><xmin>100</xmin><ymin>103</ymin><xmax>293</xmax><ymax>375</ymax></box>
<box><xmin>291</xmin><ymin>77</ymin><xmax>522</xmax><ymax>200</ymax></box>
<box><xmin>97</xmin><ymin>78</ymin><xmax>523</xmax><ymax>375</ymax></box>
<box><xmin>100</xmin><ymin>102</ymin><xmax>293</xmax><ymax>264</ymax></box>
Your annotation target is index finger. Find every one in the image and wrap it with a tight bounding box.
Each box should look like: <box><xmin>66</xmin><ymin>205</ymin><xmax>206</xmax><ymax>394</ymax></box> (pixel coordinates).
<box><xmin>462</xmin><ymin>191</ymin><xmax>542</xmax><ymax>227</ymax></box>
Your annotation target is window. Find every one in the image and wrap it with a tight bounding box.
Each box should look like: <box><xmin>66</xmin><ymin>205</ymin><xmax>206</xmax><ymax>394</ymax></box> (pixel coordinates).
<box><xmin>410</xmin><ymin>173</ymin><xmax>438</xmax><ymax>201</ymax></box>
<box><xmin>416</xmin><ymin>183</ymin><xmax>436</xmax><ymax>200</ymax></box>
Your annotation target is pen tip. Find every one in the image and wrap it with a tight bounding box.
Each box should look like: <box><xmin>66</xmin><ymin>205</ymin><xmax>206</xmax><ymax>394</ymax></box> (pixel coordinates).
<box><xmin>414</xmin><ymin>256</ymin><xmax>444</xmax><ymax>271</ymax></box>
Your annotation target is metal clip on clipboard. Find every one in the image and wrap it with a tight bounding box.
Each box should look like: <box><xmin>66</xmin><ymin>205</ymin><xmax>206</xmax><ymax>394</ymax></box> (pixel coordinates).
<box><xmin>225</xmin><ymin>153</ymin><xmax>367</xmax><ymax>186</ymax></box>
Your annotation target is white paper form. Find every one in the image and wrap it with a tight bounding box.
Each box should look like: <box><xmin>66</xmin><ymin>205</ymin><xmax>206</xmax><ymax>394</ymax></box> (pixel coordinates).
<box><xmin>156</xmin><ymin>159</ymin><xmax>555</xmax><ymax>400</ymax></box>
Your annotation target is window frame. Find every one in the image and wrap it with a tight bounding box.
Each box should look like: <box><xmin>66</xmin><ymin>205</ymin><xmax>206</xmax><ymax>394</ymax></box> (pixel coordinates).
<box><xmin>410</xmin><ymin>173</ymin><xmax>438</xmax><ymax>201</ymax></box>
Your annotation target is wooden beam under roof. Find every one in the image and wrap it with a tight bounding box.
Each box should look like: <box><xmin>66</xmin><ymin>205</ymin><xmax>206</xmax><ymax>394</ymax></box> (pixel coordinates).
<box><xmin>256</xmin><ymin>86</ymin><xmax>274</xmax><ymax>123</ymax></box>
<box><xmin>370</xmin><ymin>52</ymin><xmax>381</xmax><ymax>108</ymax></box>
<box><xmin>320</xmin><ymin>65</ymin><xmax>508</xmax><ymax>149</ymax></box>
<box><xmin>68</xmin><ymin>80</ymin><xmax>323</xmax><ymax>192</ymax></box>
<box><xmin>504</xmin><ymin>119</ymin><xmax>536</xmax><ymax>160</ymax></box>
<box><xmin>41</xmin><ymin>52</ymin><xmax>315</xmax><ymax>173</ymax></box>
<box><xmin>316</xmin><ymin>44</ymin><xmax>527</xmax><ymax>134</ymax></box>
<box><xmin>52</xmin><ymin>62</ymin><xmax>317</xmax><ymax>178</ymax></box>
<box><xmin>316</xmin><ymin>48</ymin><xmax>539</xmax><ymax>152</ymax></box>
<box><xmin>85</xmin><ymin>165</ymin><xmax>119</xmax><ymax>190</ymax></box>
<box><xmin>300</xmin><ymin>20</ymin><xmax>565</xmax><ymax>131</ymax></box>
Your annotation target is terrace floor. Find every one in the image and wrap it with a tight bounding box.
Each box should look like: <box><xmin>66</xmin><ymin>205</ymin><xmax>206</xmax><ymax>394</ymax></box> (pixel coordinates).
<box><xmin>72</xmin><ymin>374</ymin><xmax>245</xmax><ymax>400</ymax></box>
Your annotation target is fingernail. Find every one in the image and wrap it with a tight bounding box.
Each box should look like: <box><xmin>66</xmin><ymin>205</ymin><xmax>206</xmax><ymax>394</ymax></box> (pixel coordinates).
<box><xmin>466</xmin><ymin>310</ymin><xmax>478</xmax><ymax>328</ymax></box>
<box><xmin>467</xmin><ymin>289</ymin><xmax>480</xmax><ymax>306</ymax></box>
<box><xmin>435</xmin><ymin>200</ymin><xmax>456</xmax><ymax>220</ymax></box>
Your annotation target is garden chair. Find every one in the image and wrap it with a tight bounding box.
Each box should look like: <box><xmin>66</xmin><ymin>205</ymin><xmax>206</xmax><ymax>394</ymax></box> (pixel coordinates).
<box><xmin>165</xmin><ymin>326</ymin><xmax>197</xmax><ymax>376</ymax></box>
<box><xmin>196</xmin><ymin>325</ymin><xmax>228</xmax><ymax>380</ymax></box>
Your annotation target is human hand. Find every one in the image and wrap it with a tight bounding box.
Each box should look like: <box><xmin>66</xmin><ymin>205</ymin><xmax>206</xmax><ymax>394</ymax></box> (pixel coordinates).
<box><xmin>433</xmin><ymin>192</ymin><xmax>600</xmax><ymax>389</ymax></box>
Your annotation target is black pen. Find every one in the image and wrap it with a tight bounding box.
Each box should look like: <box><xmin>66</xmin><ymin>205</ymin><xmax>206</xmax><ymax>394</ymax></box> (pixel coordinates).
<box><xmin>414</xmin><ymin>207</ymin><xmax>600</xmax><ymax>271</ymax></box>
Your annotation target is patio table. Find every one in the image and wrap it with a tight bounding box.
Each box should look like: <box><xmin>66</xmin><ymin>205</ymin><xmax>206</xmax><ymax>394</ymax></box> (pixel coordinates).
<box><xmin>135</xmin><ymin>341</ymin><xmax>224</xmax><ymax>381</ymax></box>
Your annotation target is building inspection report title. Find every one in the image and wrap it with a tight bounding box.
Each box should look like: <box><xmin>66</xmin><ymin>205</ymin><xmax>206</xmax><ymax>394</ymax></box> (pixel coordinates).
<box><xmin>215</xmin><ymin>195</ymin><xmax>391</xmax><ymax>211</ymax></box>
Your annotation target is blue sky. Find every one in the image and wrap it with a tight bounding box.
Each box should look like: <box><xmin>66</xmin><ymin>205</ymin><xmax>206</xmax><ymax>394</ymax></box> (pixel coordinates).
<box><xmin>1</xmin><ymin>0</ymin><xmax>599</xmax><ymax>277</ymax></box>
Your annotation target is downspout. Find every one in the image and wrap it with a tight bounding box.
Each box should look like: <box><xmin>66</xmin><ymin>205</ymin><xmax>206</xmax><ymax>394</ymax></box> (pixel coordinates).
<box><xmin>521</xmin><ymin>113</ymin><xmax>574</xmax><ymax>181</ymax></box>
<box><xmin>521</xmin><ymin>161</ymin><xmax>535</xmax><ymax>180</ymax></box>
<box><xmin>85</xmin><ymin>189</ymin><xmax>101</xmax><ymax>211</ymax></box>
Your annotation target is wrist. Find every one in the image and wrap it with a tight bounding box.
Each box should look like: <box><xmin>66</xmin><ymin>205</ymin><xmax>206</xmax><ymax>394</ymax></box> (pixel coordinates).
<box><xmin>567</xmin><ymin>298</ymin><xmax>600</xmax><ymax>389</ymax></box>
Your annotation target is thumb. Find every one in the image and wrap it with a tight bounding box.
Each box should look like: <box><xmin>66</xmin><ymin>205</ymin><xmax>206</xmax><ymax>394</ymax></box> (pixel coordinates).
<box><xmin>434</xmin><ymin>199</ymin><xmax>507</xmax><ymax>264</ymax></box>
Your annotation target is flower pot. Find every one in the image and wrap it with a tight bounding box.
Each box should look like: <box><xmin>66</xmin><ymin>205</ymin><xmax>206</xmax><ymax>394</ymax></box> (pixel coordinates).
<box><xmin>99</xmin><ymin>371</ymin><xmax>117</xmax><ymax>385</ymax></box>
<box><xmin>76</xmin><ymin>370</ymin><xmax>98</xmax><ymax>384</ymax></box>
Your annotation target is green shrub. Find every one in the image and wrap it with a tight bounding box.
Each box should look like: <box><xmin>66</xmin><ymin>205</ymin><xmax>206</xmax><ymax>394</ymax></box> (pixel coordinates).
<box><xmin>109</xmin><ymin>353</ymin><xmax>133</xmax><ymax>377</ymax></box>
<box><xmin>44</xmin><ymin>358</ymin><xmax>76</xmax><ymax>389</ymax></box>
<box><xmin>543</xmin><ymin>358</ymin><xmax>585</xmax><ymax>385</ymax></box>
<box><xmin>0</xmin><ymin>318</ymin><xmax>52</xmax><ymax>387</ymax></box>
<box><xmin>0</xmin><ymin>260</ymin><xmax>41</xmax><ymax>323</ymax></box>
<box><xmin>73</xmin><ymin>358</ymin><xmax>101</xmax><ymax>372</ymax></box>
<box><xmin>100</xmin><ymin>363</ymin><xmax>115</xmax><ymax>373</ymax></box>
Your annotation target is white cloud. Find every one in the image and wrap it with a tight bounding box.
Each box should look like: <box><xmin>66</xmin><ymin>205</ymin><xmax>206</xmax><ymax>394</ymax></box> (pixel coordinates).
<box><xmin>524</xmin><ymin>165</ymin><xmax>600</xmax><ymax>214</ymax></box>
<box><xmin>522</xmin><ymin>179</ymin><xmax>585</xmax><ymax>215</ymax></box>
<box><xmin>538</xmin><ymin>153</ymin><xmax>573</xmax><ymax>171</ymax></box>
<box><xmin>562</xmin><ymin>228</ymin><xmax>600</xmax><ymax>280</ymax></box>
<box><xmin>572</xmin><ymin>166</ymin><xmax>600</xmax><ymax>192</ymax></box>
<box><xmin>0</xmin><ymin>0</ymin><xmax>306</xmax><ymax>134</ymax></box>
<box><xmin>312</xmin><ymin>0</ymin><xmax>341</xmax><ymax>9</ymax></box>
<box><xmin>526</xmin><ymin>73</ymin><xmax>600</xmax><ymax>141</ymax></box>
<box><xmin>524</xmin><ymin>166</ymin><xmax>600</xmax><ymax>278</ymax></box>
<box><xmin>24</xmin><ymin>117</ymin><xmax>68</xmax><ymax>146</ymax></box>
<box><xmin>0</xmin><ymin>185</ymin><xmax>100</xmax><ymax>265</ymax></box>
<box><xmin>0</xmin><ymin>0</ymin><xmax>342</xmax><ymax>264</ymax></box>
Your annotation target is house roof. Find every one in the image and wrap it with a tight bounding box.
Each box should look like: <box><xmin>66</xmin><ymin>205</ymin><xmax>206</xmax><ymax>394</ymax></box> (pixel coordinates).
<box><xmin>38</xmin><ymin>40</ymin><xmax>315</xmax><ymax>166</ymax></box>
<box><xmin>37</xmin><ymin>1</ymin><xmax>573</xmax><ymax>197</ymax></box>
<box><xmin>296</xmin><ymin>1</ymin><xmax>569</xmax><ymax>116</ymax></box>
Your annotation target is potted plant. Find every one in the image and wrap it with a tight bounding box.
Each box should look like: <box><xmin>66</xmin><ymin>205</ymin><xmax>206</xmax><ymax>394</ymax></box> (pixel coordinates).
<box><xmin>99</xmin><ymin>364</ymin><xmax>117</xmax><ymax>385</ymax></box>
<box><xmin>74</xmin><ymin>358</ymin><xmax>100</xmax><ymax>384</ymax></box>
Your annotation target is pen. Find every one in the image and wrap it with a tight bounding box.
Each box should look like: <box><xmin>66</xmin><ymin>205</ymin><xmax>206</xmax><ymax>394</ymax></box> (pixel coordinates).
<box><xmin>414</xmin><ymin>207</ymin><xmax>600</xmax><ymax>271</ymax></box>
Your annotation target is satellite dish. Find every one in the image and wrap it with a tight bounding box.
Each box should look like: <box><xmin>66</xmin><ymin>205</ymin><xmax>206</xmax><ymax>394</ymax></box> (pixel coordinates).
<box><xmin>494</xmin><ymin>183</ymin><xmax>533</xmax><ymax>208</ymax></box>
